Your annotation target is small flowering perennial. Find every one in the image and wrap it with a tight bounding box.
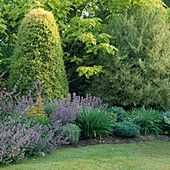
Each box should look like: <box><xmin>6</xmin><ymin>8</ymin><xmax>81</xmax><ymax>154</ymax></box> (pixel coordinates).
<box><xmin>51</xmin><ymin>93</ymin><xmax>108</xmax><ymax>125</ymax></box>
<box><xmin>0</xmin><ymin>78</ymin><xmax>108</xmax><ymax>164</ymax></box>
<box><xmin>0</xmin><ymin>109</ymin><xmax>69</xmax><ymax>164</ymax></box>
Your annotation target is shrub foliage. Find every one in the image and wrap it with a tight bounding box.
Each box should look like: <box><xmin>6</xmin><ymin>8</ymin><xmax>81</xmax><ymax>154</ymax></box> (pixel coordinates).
<box><xmin>88</xmin><ymin>7</ymin><xmax>170</xmax><ymax>111</ymax></box>
<box><xmin>108</xmin><ymin>106</ymin><xmax>127</xmax><ymax>122</ymax></box>
<box><xmin>9</xmin><ymin>8</ymin><xmax>69</xmax><ymax>99</ymax></box>
<box><xmin>113</xmin><ymin>121</ymin><xmax>141</xmax><ymax>137</ymax></box>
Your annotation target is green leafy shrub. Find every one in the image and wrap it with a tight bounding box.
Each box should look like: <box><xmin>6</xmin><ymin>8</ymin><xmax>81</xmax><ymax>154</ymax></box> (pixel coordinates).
<box><xmin>124</xmin><ymin>106</ymin><xmax>165</xmax><ymax>135</ymax></box>
<box><xmin>88</xmin><ymin>7</ymin><xmax>170</xmax><ymax>111</ymax></box>
<box><xmin>9</xmin><ymin>8</ymin><xmax>69</xmax><ymax>99</ymax></box>
<box><xmin>108</xmin><ymin>106</ymin><xmax>127</xmax><ymax>122</ymax></box>
<box><xmin>113</xmin><ymin>121</ymin><xmax>141</xmax><ymax>137</ymax></box>
<box><xmin>57</xmin><ymin>123</ymin><xmax>81</xmax><ymax>144</ymax></box>
<box><xmin>75</xmin><ymin>109</ymin><xmax>114</xmax><ymax>139</ymax></box>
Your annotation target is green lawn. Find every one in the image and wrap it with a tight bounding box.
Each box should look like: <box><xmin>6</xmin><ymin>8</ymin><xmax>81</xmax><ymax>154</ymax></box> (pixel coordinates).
<box><xmin>1</xmin><ymin>142</ymin><xmax>170</xmax><ymax>170</ymax></box>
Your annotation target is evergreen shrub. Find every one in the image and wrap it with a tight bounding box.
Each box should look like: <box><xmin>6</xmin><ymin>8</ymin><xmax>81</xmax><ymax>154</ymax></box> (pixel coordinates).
<box><xmin>88</xmin><ymin>7</ymin><xmax>170</xmax><ymax>111</ymax></box>
<box><xmin>9</xmin><ymin>8</ymin><xmax>69</xmax><ymax>99</ymax></box>
<box><xmin>113</xmin><ymin>121</ymin><xmax>141</xmax><ymax>137</ymax></box>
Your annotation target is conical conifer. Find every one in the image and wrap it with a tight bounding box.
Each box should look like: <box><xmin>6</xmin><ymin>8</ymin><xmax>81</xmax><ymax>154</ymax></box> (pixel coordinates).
<box><xmin>9</xmin><ymin>8</ymin><xmax>69</xmax><ymax>99</ymax></box>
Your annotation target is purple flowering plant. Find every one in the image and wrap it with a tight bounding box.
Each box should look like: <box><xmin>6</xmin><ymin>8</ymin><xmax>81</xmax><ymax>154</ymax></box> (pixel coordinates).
<box><xmin>0</xmin><ymin>106</ymin><xmax>69</xmax><ymax>164</ymax></box>
<box><xmin>0</xmin><ymin>76</ymin><xmax>108</xmax><ymax>164</ymax></box>
<box><xmin>0</xmin><ymin>78</ymin><xmax>69</xmax><ymax>164</ymax></box>
<box><xmin>46</xmin><ymin>93</ymin><xmax>108</xmax><ymax>125</ymax></box>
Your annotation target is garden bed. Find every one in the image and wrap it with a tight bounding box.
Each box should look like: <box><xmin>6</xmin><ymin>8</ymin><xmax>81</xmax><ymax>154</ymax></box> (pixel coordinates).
<box><xmin>58</xmin><ymin>134</ymin><xmax>170</xmax><ymax>149</ymax></box>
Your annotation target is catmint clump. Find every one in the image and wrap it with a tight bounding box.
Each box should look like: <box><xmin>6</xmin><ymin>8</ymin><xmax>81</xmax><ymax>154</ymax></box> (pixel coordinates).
<box><xmin>47</xmin><ymin>93</ymin><xmax>108</xmax><ymax>125</ymax></box>
<box><xmin>0</xmin><ymin>110</ymin><xmax>69</xmax><ymax>164</ymax></box>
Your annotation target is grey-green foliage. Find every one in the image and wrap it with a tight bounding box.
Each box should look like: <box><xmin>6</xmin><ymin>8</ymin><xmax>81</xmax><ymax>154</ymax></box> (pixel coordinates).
<box><xmin>8</xmin><ymin>8</ymin><xmax>69</xmax><ymax>99</ymax></box>
<box><xmin>88</xmin><ymin>7</ymin><xmax>170</xmax><ymax>111</ymax></box>
<box><xmin>57</xmin><ymin>123</ymin><xmax>81</xmax><ymax>144</ymax></box>
<box><xmin>113</xmin><ymin>121</ymin><xmax>141</xmax><ymax>137</ymax></box>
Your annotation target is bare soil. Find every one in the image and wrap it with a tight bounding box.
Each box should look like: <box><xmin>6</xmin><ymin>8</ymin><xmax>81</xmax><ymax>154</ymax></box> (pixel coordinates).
<box><xmin>58</xmin><ymin>135</ymin><xmax>170</xmax><ymax>149</ymax></box>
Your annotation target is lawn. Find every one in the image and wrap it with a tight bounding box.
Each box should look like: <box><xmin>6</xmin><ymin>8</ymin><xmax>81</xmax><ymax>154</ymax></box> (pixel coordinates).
<box><xmin>1</xmin><ymin>141</ymin><xmax>170</xmax><ymax>170</ymax></box>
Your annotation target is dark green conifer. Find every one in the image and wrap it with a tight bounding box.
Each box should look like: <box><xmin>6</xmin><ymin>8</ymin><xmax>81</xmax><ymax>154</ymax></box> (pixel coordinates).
<box><xmin>88</xmin><ymin>8</ymin><xmax>170</xmax><ymax>111</ymax></box>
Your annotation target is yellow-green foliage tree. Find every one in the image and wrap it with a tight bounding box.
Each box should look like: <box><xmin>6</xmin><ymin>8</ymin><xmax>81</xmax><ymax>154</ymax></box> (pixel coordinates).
<box><xmin>9</xmin><ymin>8</ymin><xmax>69</xmax><ymax>99</ymax></box>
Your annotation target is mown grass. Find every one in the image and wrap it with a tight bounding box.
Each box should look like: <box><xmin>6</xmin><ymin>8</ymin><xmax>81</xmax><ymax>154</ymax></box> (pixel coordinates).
<box><xmin>1</xmin><ymin>142</ymin><xmax>170</xmax><ymax>170</ymax></box>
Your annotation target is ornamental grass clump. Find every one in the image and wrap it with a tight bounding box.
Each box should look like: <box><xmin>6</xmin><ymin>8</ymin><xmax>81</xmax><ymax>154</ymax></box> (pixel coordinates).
<box><xmin>75</xmin><ymin>109</ymin><xmax>114</xmax><ymax>139</ymax></box>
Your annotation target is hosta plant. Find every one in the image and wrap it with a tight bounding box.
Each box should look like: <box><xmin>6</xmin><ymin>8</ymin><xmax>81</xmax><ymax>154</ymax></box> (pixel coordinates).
<box><xmin>162</xmin><ymin>111</ymin><xmax>170</xmax><ymax>134</ymax></box>
<box><xmin>123</xmin><ymin>106</ymin><xmax>165</xmax><ymax>135</ymax></box>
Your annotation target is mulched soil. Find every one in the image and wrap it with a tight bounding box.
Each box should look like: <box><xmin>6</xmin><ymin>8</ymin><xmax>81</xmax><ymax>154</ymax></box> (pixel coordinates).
<box><xmin>58</xmin><ymin>135</ymin><xmax>170</xmax><ymax>149</ymax></box>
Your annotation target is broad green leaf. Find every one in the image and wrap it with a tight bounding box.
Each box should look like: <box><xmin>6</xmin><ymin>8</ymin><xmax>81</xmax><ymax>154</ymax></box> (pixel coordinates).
<box><xmin>0</xmin><ymin>23</ymin><xmax>7</xmax><ymax>31</ymax></box>
<box><xmin>91</xmin><ymin>38</ymin><xmax>96</xmax><ymax>45</ymax></box>
<box><xmin>86</xmin><ymin>49</ymin><xmax>93</xmax><ymax>53</ymax></box>
<box><xmin>106</xmin><ymin>46</ymin><xmax>112</xmax><ymax>54</ymax></box>
<box><xmin>39</xmin><ymin>0</ymin><xmax>47</xmax><ymax>4</ymax></box>
<box><xmin>48</xmin><ymin>0</ymin><xmax>58</xmax><ymax>9</ymax></box>
<box><xmin>70</xmin><ymin>56</ymin><xmax>82</xmax><ymax>64</ymax></box>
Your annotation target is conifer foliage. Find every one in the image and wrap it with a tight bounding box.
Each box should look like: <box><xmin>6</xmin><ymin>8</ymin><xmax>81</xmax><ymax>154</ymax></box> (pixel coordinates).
<box><xmin>88</xmin><ymin>8</ymin><xmax>170</xmax><ymax>111</ymax></box>
<box><xmin>9</xmin><ymin>8</ymin><xmax>69</xmax><ymax>99</ymax></box>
